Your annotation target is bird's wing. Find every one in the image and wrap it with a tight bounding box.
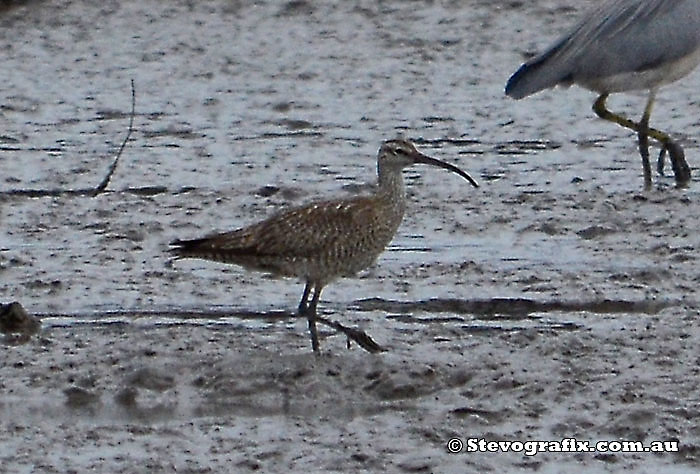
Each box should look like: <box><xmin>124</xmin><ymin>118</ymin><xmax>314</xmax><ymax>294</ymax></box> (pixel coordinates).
<box><xmin>174</xmin><ymin>196</ymin><xmax>387</xmax><ymax>259</ymax></box>
<box><xmin>506</xmin><ymin>0</ymin><xmax>700</xmax><ymax>98</ymax></box>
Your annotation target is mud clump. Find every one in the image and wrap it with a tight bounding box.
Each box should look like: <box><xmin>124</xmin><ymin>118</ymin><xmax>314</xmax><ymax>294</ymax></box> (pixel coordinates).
<box><xmin>0</xmin><ymin>302</ymin><xmax>40</xmax><ymax>344</ymax></box>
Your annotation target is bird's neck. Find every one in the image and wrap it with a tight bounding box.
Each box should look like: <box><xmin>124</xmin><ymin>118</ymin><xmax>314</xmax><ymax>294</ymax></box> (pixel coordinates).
<box><xmin>376</xmin><ymin>164</ymin><xmax>407</xmax><ymax>220</ymax></box>
<box><xmin>377</xmin><ymin>162</ymin><xmax>406</xmax><ymax>194</ymax></box>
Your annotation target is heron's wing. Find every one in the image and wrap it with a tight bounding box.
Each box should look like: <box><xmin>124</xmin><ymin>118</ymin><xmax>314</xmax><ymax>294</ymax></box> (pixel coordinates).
<box><xmin>171</xmin><ymin>196</ymin><xmax>387</xmax><ymax>260</ymax></box>
<box><xmin>506</xmin><ymin>0</ymin><xmax>700</xmax><ymax>98</ymax></box>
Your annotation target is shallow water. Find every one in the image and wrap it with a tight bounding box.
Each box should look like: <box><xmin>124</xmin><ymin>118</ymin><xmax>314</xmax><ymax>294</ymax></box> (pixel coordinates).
<box><xmin>2</xmin><ymin>0</ymin><xmax>700</xmax><ymax>472</ymax></box>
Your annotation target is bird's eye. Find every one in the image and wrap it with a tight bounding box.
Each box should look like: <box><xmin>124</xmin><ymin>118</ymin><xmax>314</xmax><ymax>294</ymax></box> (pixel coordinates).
<box><xmin>394</xmin><ymin>148</ymin><xmax>408</xmax><ymax>155</ymax></box>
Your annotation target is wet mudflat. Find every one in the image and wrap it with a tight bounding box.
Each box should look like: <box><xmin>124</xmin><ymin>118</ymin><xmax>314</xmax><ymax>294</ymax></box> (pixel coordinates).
<box><xmin>2</xmin><ymin>0</ymin><xmax>700</xmax><ymax>472</ymax></box>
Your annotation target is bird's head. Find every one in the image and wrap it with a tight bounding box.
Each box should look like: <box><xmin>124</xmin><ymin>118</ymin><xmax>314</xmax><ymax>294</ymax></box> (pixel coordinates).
<box><xmin>377</xmin><ymin>139</ymin><xmax>478</xmax><ymax>187</ymax></box>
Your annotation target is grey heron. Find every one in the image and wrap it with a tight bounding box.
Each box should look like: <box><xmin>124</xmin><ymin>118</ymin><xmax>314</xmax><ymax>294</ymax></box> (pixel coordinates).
<box><xmin>506</xmin><ymin>0</ymin><xmax>700</xmax><ymax>188</ymax></box>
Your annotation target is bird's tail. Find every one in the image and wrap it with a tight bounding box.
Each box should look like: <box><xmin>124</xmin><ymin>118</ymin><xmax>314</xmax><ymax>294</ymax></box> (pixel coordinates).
<box><xmin>169</xmin><ymin>233</ymin><xmax>260</xmax><ymax>263</ymax></box>
<box><xmin>505</xmin><ymin>41</ymin><xmax>574</xmax><ymax>99</ymax></box>
<box><xmin>169</xmin><ymin>238</ymin><xmax>211</xmax><ymax>259</ymax></box>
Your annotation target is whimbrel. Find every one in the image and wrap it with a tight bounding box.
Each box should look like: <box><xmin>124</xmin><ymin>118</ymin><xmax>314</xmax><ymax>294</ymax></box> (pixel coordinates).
<box><xmin>170</xmin><ymin>139</ymin><xmax>478</xmax><ymax>353</ymax></box>
<box><xmin>506</xmin><ymin>0</ymin><xmax>699</xmax><ymax>187</ymax></box>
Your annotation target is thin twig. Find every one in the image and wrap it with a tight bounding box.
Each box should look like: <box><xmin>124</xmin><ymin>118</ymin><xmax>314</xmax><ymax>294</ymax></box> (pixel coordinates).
<box><xmin>92</xmin><ymin>78</ymin><xmax>135</xmax><ymax>196</ymax></box>
<box><xmin>0</xmin><ymin>80</ymin><xmax>136</xmax><ymax>198</ymax></box>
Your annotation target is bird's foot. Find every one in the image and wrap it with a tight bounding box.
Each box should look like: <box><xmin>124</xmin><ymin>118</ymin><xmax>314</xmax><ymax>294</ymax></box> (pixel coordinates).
<box><xmin>341</xmin><ymin>326</ymin><xmax>386</xmax><ymax>353</ymax></box>
<box><xmin>652</xmin><ymin>141</ymin><xmax>690</xmax><ymax>186</ymax></box>
<box><xmin>314</xmin><ymin>315</ymin><xmax>386</xmax><ymax>354</ymax></box>
<box><xmin>666</xmin><ymin>141</ymin><xmax>691</xmax><ymax>187</ymax></box>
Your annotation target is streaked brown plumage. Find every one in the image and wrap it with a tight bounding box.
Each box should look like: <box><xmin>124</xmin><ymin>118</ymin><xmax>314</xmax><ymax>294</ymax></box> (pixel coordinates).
<box><xmin>170</xmin><ymin>139</ymin><xmax>478</xmax><ymax>353</ymax></box>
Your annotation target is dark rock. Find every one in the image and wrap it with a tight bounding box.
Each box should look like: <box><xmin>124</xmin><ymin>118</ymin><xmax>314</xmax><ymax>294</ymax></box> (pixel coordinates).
<box><xmin>0</xmin><ymin>302</ymin><xmax>40</xmax><ymax>337</ymax></box>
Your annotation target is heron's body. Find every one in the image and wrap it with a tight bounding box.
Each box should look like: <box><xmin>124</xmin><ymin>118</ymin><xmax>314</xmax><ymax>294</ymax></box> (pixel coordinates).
<box><xmin>171</xmin><ymin>139</ymin><xmax>478</xmax><ymax>353</ymax></box>
<box><xmin>506</xmin><ymin>0</ymin><xmax>700</xmax><ymax>187</ymax></box>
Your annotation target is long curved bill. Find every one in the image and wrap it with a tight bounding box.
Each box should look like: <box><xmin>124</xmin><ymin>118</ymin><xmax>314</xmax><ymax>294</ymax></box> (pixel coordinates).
<box><xmin>412</xmin><ymin>151</ymin><xmax>479</xmax><ymax>188</ymax></box>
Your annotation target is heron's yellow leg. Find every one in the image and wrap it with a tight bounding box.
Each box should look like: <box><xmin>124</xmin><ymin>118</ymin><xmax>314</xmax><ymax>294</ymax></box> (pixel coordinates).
<box><xmin>592</xmin><ymin>94</ymin><xmax>690</xmax><ymax>186</ymax></box>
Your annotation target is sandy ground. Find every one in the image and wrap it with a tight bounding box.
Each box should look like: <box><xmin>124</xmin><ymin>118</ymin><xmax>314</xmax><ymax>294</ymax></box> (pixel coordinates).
<box><xmin>2</xmin><ymin>0</ymin><xmax>700</xmax><ymax>472</ymax></box>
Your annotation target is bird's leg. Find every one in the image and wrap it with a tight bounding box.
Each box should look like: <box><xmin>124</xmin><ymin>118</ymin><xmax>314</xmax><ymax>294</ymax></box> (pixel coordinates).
<box><xmin>594</xmin><ymin>94</ymin><xmax>653</xmax><ymax>187</ymax></box>
<box><xmin>636</xmin><ymin>91</ymin><xmax>690</xmax><ymax>186</ymax></box>
<box><xmin>306</xmin><ymin>285</ymin><xmax>322</xmax><ymax>353</ymax></box>
<box><xmin>296</xmin><ymin>281</ymin><xmax>321</xmax><ymax>353</ymax></box>
<box><xmin>637</xmin><ymin>92</ymin><xmax>655</xmax><ymax>188</ymax></box>
<box><xmin>297</xmin><ymin>282</ymin><xmax>312</xmax><ymax>316</ymax></box>
<box><xmin>593</xmin><ymin>93</ymin><xmax>639</xmax><ymax>133</ymax></box>
<box><xmin>299</xmin><ymin>283</ymin><xmax>385</xmax><ymax>353</ymax></box>
<box><xmin>657</xmin><ymin>147</ymin><xmax>667</xmax><ymax>176</ymax></box>
<box><xmin>640</xmin><ymin>92</ymin><xmax>691</xmax><ymax>185</ymax></box>
<box><xmin>593</xmin><ymin>94</ymin><xmax>691</xmax><ymax>186</ymax></box>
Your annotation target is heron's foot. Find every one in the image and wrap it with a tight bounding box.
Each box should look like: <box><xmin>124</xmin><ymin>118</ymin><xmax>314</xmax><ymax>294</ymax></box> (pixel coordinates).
<box><xmin>666</xmin><ymin>141</ymin><xmax>691</xmax><ymax>186</ymax></box>
<box><xmin>650</xmin><ymin>140</ymin><xmax>690</xmax><ymax>186</ymax></box>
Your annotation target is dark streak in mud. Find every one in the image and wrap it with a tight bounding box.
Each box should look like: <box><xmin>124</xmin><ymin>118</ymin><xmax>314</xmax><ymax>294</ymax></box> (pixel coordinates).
<box><xmin>39</xmin><ymin>309</ymin><xmax>295</xmax><ymax>325</ymax></box>
<box><xmin>353</xmin><ymin>297</ymin><xmax>674</xmax><ymax>316</ymax></box>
